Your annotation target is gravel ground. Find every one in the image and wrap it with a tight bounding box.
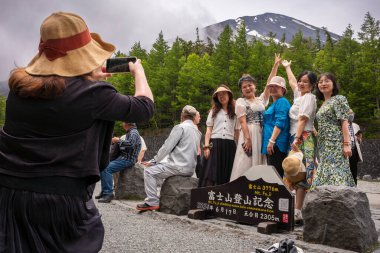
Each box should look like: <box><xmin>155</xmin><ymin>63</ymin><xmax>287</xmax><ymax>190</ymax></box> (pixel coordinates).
<box><xmin>95</xmin><ymin>181</ymin><xmax>380</xmax><ymax>253</ymax></box>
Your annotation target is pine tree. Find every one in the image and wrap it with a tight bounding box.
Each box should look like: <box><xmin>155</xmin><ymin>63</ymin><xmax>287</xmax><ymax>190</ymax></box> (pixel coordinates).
<box><xmin>176</xmin><ymin>53</ymin><xmax>214</xmax><ymax>123</ymax></box>
<box><xmin>205</xmin><ymin>37</ymin><xmax>215</xmax><ymax>56</ymax></box>
<box><xmin>163</xmin><ymin>37</ymin><xmax>186</xmax><ymax>124</ymax></box>
<box><xmin>357</xmin><ymin>12</ymin><xmax>380</xmax><ymax>117</ymax></box>
<box><xmin>194</xmin><ymin>27</ymin><xmax>204</xmax><ymax>56</ymax></box>
<box><xmin>212</xmin><ymin>25</ymin><xmax>233</xmax><ymax>85</ymax></box>
<box><xmin>247</xmin><ymin>40</ymin><xmax>270</xmax><ymax>92</ymax></box>
<box><xmin>230</xmin><ymin>20</ymin><xmax>249</xmax><ymax>93</ymax></box>
<box><xmin>147</xmin><ymin>31</ymin><xmax>170</xmax><ymax>128</ymax></box>
<box><xmin>333</xmin><ymin>25</ymin><xmax>363</xmax><ymax>119</ymax></box>
<box><xmin>282</xmin><ymin>31</ymin><xmax>314</xmax><ymax>75</ymax></box>
<box><xmin>129</xmin><ymin>42</ymin><xmax>148</xmax><ymax>60</ymax></box>
<box><xmin>313</xmin><ymin>28</ymin><xmax>337</xmax><ymax>73</ymax></box>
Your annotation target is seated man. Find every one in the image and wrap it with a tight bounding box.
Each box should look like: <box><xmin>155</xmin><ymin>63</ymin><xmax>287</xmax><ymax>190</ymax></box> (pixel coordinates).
<box><xmin>98</xmin><ymin>122</ymin><xmax>141</xmax><ymax>203</ymax></box>
<box><xmin>137</xmin><ymin>105</ymin><xmax>201</xmax><ymax>211</ymax></box>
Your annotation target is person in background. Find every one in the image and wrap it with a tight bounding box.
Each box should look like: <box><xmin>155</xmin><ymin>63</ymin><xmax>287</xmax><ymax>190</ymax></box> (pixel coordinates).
<box><xmin>282</xmin><ymin>60</ymin><xmax>317</xmax><ymax>225</ymax></box>
<box><xmin>137</xmin><ymin>105</ymin><xmax>201</xmax><ymax>211</ymax></box>
<box><xmin>348</xmin><ymin>109</ymin><xmax>363</xmax><ymax>185</ymax></box>
<box><xmin>137</xmin><ymin>136</ymin><xmax>148</xmax><ymax>163</ymax></box>
<box><xmin>199</xmin><ymin>85</ymin><xmax>238</xmax><ymax>186</ymax></box>
<box><xmin>97</xmin><ymin>122</ymin><xmax>141</xmax><ymax>203</ymax></box>
<box><xmin>262</xmin><ymin>55</ymin><xmax>291</xmax><ymax>178</ymax></box>
<box><xmin>311</xmin><ymin>73</ymin><xmax>355</xmax><ymax>190</ymax></box>
<box><xmin>193</xmin><ymin>111</ymin><xmax>203</xmax><ymax>178</ymax></box>
<box><xmin>0</xmin><ymin>12</ymin><xmax>154</xmax><ymax>251</ymax></box>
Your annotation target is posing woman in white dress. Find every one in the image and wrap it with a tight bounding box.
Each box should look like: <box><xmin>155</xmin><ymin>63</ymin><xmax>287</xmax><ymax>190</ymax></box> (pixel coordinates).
<box><xmin>230</xmin><ymin>54</ymin><xmax>281</xmax><ymax>181</ymax></box>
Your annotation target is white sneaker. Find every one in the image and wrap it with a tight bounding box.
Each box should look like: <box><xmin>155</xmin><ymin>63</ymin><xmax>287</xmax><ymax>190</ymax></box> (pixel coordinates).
<box><xmin>294</xmin><ymin>209</ymin><xmax>303</xmax><ymax>225</ymax></box>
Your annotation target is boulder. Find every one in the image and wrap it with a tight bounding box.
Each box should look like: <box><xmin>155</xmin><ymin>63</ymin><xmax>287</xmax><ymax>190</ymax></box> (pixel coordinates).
<box><xmin>303</xmin><ymin>185</ymin><xmax>378</xmax><ymax>252</ymax></box>
<box><xmin>160</xmin><ymin>175</ymin><xmax>198</xmax><ymax>215</ymax></box>
<box><xmin>362</xmin><ymin>174</ymin><xmax>373</xmax><ymax>181</ymax></box>
<box><xmin>115</xmin><ymin>163</ymin><xmax>146</xmax><ymax>200</ymax></box>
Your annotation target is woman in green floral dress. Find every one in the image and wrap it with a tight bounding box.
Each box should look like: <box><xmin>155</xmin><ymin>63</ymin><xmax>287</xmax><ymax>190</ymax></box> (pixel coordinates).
<box><xmin>311</xmin><ymin>73</ymin><xmax>355</xmax><ymax>190</ymax></box>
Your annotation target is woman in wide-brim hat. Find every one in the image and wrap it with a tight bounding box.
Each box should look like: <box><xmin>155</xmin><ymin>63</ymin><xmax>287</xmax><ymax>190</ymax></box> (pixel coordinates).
<box><xmin>198</xmin><ymin>84</ymin><xmax>238</xmax><ymax>186</ymax></box>
<box><xmin>0</xmin><ymin>12</ymin><xmax>154</xmax><ymax>252</ymax></box>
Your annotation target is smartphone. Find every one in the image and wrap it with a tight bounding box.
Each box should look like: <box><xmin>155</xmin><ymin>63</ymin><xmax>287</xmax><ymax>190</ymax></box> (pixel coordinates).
<box><xmin>105</xmin><ymin>57</ymin><xmax>137</xmax><ymax>73</ymax></box>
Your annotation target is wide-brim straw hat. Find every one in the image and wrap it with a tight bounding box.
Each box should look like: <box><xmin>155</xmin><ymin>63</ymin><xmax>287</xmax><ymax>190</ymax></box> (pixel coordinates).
<box><xmin>212</xmin><ymin>86</ymin><xmax>233</xmax><ymax>99</ymax></box>
<box><xmin>26</xmin><ymin>12</ymin><xmax>115</xmax><ymax>77</ymax></box>
<box><xmin>282</xmin><ymin>150</ymin><xmax>306</xmax><ymax>183</ymax></box>
<box><xmin>269</xmin><ymin>76</ymin><xmax>287</xmax><ymax>95</ymax></box>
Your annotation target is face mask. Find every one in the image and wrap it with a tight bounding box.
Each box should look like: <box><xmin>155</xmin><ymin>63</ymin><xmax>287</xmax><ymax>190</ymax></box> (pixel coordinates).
<box><xmin>348</xmin><ymin>114</ymin><xmax>354</xmax><ymax>122</ymax></box>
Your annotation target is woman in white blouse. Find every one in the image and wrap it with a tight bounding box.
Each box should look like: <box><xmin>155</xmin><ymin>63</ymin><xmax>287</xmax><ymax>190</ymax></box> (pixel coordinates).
<box><xmin>229</xmin><ymin>69</ymin><xmax>280</xmax><ymax>181</ymax></box>
<box><xmin>282</xmin><ymin>60</ymin><xmax>317</xmax><ymax>225</ymax></box>
<box><xmin>198</xmin><ymin>85</ymin><xmax>239</xmax><ymax>187</ymax></box>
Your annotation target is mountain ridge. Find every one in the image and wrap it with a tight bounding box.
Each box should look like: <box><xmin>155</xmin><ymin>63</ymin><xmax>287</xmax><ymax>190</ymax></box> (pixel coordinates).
<box><xmin>181</xmin><ymin>12</ymin><xmax>341</xmax><ymax>46</ymax></box>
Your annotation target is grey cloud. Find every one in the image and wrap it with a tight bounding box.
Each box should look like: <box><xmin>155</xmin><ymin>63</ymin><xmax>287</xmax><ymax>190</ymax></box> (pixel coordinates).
<box><xmin>0</xmin><ymin>0</ymin><xmax>215</xmax><ymax>80</ymax></box>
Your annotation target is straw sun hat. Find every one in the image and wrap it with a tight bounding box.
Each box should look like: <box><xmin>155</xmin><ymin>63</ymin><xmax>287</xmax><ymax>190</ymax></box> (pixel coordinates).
<box><xmin>212</xmin><ymin>85</ymin><xmax>232</xmax><ymax>99</ymax></box>
<box><xmin>282</xmin><ymin>150</ymin><xmax>306</xmax><ymax>183</ymax></box>
<box><xmin>26</xmin><ymin>12</ymin><xmax>115</xmax><ymax>77</ymax></box>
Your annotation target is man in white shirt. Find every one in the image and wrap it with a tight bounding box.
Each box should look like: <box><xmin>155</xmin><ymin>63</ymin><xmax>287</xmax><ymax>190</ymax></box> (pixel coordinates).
<box><xmin>136</xmin><ymin>105</ymin><xmax>201</xmax><ymax>211</ymax></box>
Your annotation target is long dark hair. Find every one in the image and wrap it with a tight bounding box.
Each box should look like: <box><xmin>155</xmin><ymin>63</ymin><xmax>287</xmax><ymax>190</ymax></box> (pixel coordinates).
<box><xmin>315</xmin><ymin>72</ymin><xmax>340</xmax><ymax>100</ymax></box>
<box><xmin>211</xmin><ymin>84</ymin><xmax>235</xmax><ymax>119</ymax></box>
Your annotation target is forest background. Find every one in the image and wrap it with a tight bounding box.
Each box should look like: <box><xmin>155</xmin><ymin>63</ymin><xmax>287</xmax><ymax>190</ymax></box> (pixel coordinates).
<box><xmin>0</xmin><ymin>12</ymin><xmax>379</xmax><ymax>138</ymax></box>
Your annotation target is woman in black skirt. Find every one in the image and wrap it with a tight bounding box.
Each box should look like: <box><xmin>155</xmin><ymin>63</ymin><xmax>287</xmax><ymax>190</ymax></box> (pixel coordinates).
<box><xmin>198</xmin><ymin>85</ymin><xmax>238</xmax><ymax>187</ymax></box>
<box><xmin>0</xmin><ymin>12</ymin><xmax>154</xmax><ymax>252</ymax></box>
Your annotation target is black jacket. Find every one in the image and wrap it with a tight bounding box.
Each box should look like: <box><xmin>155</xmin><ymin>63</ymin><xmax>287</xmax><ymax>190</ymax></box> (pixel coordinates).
<box><xmin>0</xmin><ymin>77</ymin><xmax>154</xmax><ymax>191</ymax></box>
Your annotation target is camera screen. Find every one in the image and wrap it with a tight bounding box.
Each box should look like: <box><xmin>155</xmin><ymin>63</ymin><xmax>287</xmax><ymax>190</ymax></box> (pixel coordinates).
<box><xmin>106</xmin><ymin>57</ymin><xmax>136</xmax><ymax>73</ymax></box>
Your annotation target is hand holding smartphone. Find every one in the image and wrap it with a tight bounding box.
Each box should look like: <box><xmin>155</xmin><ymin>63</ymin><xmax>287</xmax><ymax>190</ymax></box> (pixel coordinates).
<box><xmin>105</xmin><ymin>57</ymin><xmax>137</xmax><ymax>73</ymax></box>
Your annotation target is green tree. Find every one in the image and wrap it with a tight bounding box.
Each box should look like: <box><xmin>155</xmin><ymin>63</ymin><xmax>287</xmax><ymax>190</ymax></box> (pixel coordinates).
<box><xmin>247</xmin><ymin>40</ymin><xmax>270</xmax><ymax>91</ymax></box>
<box><xmin>162</xmin><ymin>37</ymin><xmax>187</xmax><ymax>124</ymax></box>
<box><xmin>357</xmin><ymin>12</ymin><xmax>380</xmax><ymax>114</ymax></box>
<box><xmin>194</xmin><ymin>27</ymin><xmax>205</xmax><ymax>56</ymax></box>
<box><xmin>0</xmin><ymin>96</ymin><xmax>6</xmax><ymax>126</ymax></box>
<box><xmin>334</xmin><ymin>25</ymin><xmax>361</xmax><ymax>95</ymax></box>
<box><xmin>204</xmin><ymin>37</ymin><xmax>215</xmax><ymax>56</ymax></box>
<box><xmin>146</xmin><ymin>31</ymin><xmax>170</xmax><ymax>127</ymax></box>
<box><xmin>313</xmin><ymin>28</ymin><xmax>337</xmax><ymax>74</ymax></box>
<box><xmin>212</xmin><ymin>25</ymin><xmax>233</xmax><ymax>85</ymax></box>
<box><xmin>230</xmin><ymin>20</ymin><xmax>250</xmax><ymax>91</ymax></box>
<box><xmin>176</xmin><ymin>53</ymin><xmax>214</xmax><ymax>122</ymax></box>
<box><xmin>282</xmin><ymin>31</ymin><xmax>315</xmax><ymax>75</ymax></box>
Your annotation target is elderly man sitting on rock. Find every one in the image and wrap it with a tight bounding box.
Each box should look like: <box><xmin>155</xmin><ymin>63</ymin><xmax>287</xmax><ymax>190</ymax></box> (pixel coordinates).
<box><xmin>137</xmin><ymin>105</ymin><xmax>202</xmax><ymax>211</ymax></box>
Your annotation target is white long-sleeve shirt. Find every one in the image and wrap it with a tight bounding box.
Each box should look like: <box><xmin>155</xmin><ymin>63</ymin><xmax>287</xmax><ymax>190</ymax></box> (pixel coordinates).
<box><xmin>154</xmin><ymin>120</ymin><xmax>201</xmax><ymax>173</ymax></box>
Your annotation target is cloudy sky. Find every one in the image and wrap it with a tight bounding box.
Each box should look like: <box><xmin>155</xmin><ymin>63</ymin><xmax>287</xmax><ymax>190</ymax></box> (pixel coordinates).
<box><xmin>1</xmin><ymin>0</ymin><xmax>379</xmax><ymax>81</ymax></box>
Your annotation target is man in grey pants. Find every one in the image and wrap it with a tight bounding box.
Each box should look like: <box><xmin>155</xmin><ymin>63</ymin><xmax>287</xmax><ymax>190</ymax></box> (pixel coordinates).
<box><xmin>137</xmin><ymin>105</ymin><xmax>202</xmax><ymax>211</ymax></box>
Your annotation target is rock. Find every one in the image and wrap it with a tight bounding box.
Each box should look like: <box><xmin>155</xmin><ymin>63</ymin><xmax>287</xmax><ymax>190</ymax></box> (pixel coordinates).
<box><xmin>303</xmin><ymin>185</ymin><xmax>378</xmax><ymax>252</ymax></box>
<box><xmin>160</xmin><ymin>175</ymin><xmax>198</xmax><ymax>215</ymax></box>
<box><xmin>257</xmin><ymin>222</ymin><xmax>278</xmax><ymax>235</ymax></box>
<box><xmin>115</xmin><ymin>163</ymin><xmax>146</xmax><ymax>200</ymax></box>
<box><xmin>363</xmin><ymin>174</ymin><xmax>373</xmax><ymax>181</ymax></box>
<box><xmin>187</xmin><ymin>209</ymin><xmax>207</xmax><ymax>220</ymax></box>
